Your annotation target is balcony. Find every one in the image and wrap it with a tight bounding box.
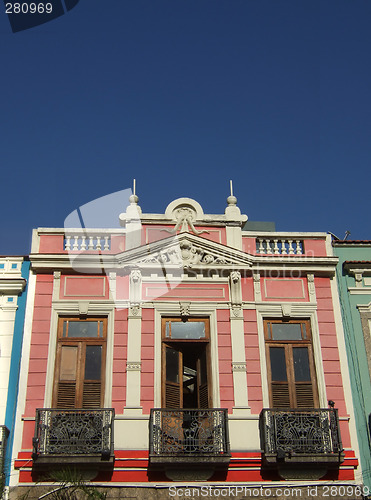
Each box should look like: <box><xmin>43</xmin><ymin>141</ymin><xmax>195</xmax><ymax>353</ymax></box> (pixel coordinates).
<box><xmin>259</xmin><ymin>408</ymin><xmax>344</xmax><ymax>478</ymax></box>
<box><xmin>149</xmin><ymin>409</ymin><xmax>230</xmax><ymax>469</ymax></box>
<box><xmin>32</xmin><ymin>409</ymin><xmax>115</xmax><ymax>470</ymax></box>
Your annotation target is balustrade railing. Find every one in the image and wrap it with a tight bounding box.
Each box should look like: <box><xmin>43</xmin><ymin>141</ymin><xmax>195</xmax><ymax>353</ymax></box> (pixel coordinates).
<box><xmin>256</xmin><ymin>239</ymin><xmax>304</xmax><ymax>255</ymax></box>
<box><xmin>33</xmin><ymin>409</ymin><xmax>114</xmax><ymax>458</ymax></box>
<box><xmin>64</xmin><ymin>234</ymin><xmax>111</xmax><ymax>252</ymax></box>
<box><xmin>260</xmin><ymin>408</ymin><xmax>343</xmax><ymax>457</ymax></box>
<box><xmin>149</xmin><ymin>408</ymin><xmax>230</xmax><ymax>458</ymax></box>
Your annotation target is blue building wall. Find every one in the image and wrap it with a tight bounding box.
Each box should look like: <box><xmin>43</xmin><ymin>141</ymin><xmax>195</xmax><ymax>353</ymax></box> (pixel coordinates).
<box><xmin>3</xmin><ymin>259</ymin><xmax>30</xmax><ymax>488</ymax></box>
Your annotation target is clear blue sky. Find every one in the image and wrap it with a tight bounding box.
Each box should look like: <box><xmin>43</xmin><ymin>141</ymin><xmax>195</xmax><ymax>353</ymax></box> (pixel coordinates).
<box><xmin>1</xmin><ymin>0</ymin><xmax>371</xmax><ymax>255</ymax></box>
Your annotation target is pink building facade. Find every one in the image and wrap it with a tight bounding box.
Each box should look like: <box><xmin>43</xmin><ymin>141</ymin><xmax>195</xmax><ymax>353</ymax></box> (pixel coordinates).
<box><xmin>11</xmin><ymin>195</ymin><xmax>362</xmax><ymax>499</ymax></box>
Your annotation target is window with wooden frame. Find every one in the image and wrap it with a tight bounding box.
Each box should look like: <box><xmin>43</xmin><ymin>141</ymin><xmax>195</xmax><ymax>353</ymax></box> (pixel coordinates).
<box><xmin>264</xmin><ymin>319</ymin><xmax>319</xmax><ymax>408</ymax></box>
<box><xmin>52</xmin><ymin>317</ymin><xmax>107</xmax><ymax>409</ymax></box>
<box><xmin>162</xmin><ymin>317</ymin><xmax>211</xmax><ymax>409</ymax></box>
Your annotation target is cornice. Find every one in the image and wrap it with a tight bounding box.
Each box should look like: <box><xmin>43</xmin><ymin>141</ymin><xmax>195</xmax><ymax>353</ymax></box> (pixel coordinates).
<box><xmin>29</xmin><ymin>232</ymin><xmax>338</xmax><ymax>276</ymax></box>
<box><xmin>0</xmin><ymin>278</ymin><xmax>26</xmax><ymax>294</ymax></box>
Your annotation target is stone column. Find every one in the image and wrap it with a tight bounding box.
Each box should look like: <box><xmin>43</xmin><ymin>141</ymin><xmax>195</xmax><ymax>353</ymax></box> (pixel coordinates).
<box><xmin>124</xmin><ymin>269</ymin><xmax>142</xmax><ymax>415</ymax></box>
<box><xmin>229</xmin><ymin>271</ymin><xmax>250</xmax><ymax>414</ymax></box>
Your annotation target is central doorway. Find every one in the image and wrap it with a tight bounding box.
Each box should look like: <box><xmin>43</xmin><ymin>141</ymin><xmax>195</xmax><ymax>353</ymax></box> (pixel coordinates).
<box><xmin>161</xmin><ymin>317</ymin><xmax>211</xmax><ymax>409</ymax></box>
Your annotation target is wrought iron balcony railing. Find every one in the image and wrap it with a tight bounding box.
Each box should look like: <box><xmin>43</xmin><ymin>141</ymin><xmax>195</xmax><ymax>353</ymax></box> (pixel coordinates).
<box><xmin>149</xmin><ymin>409</ymin><xmax>230</xmax><ymax>465</ymax></box>
<box><xmin>33</xmin><ymin>409</ymin><xmax>114</xmax><ymax>465</ymax></box>
<box><xmin>0</xmin><ymin>426</ymin><xmax>10</xmax><ymax>477</ymax></box>
<box><xmin>260</xmin><ymin>408</ymin><xmax>344</xmax><ymax>465</ymax></box>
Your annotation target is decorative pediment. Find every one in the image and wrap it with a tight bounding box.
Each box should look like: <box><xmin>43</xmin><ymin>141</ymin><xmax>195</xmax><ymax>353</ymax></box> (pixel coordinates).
<box><xmin>116</xmin><ymin>233</ymin><xmax>253</xmax><ymax>270</ymax></box>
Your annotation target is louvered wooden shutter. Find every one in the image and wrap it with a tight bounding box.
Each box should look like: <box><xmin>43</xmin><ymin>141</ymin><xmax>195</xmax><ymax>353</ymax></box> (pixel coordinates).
<box><xmin>271</xmin><ymin>384</ymin><xmax>290</xmax><ymax>408</ymax></box>
<box><xmin>164</xmin><ymin>346</ymin><xmax>182</xmax><ymax>408</ymax></box>
<box><xmin>197</xmin><ymin>348</ymin><xmax>209</xmax><ymax>409</ymax></box>
<box><xmin>83</xmin><ymin>382</ymin><xmax>101</xmax><ymax>408</ymax></box>
<box><xmin>295</xmin><ymin>384</ymin><xmax>314</xmax><ymax>408</ymax></box>
<box><xmin>56</xmin><ymin>345</ymin><xmax>78</xmax><ymax>408</ymax></box>
<box><xmin>57</xmin><ymin>382</ymin><xmax>76</xmax><ymax>408</ymax></box>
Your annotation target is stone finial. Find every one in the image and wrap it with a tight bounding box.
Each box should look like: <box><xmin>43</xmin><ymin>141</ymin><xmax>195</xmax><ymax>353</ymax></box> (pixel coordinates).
<box><xmin>225</xmin><ymin>180</ymin><xmax>247</xmax><ymax>222</ymax></box>
<box><xmin>119</xmin><ymin>180</ymin><xmax>142</xmax><ymax>226</ymax></box>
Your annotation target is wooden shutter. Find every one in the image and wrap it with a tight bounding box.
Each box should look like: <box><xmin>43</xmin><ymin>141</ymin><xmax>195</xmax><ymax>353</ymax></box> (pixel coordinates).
<box><xmin>197</xmin><ymin>348</ymin><xmax>209</xmax><ymax>409</ymax></box>
<box><xmin>292</xmin><ymin>345</ymin><xmax>317</xmax><ymax>408</ymax></box>
<box><xmin>265</xmin><ymin>323</ymin><xmax>319</xmax><ymax>409</ymax></box>
<box><xmin>55</xmin><ymin>345</ymin><xmax>79</xmax><ymax>408</ymax></box>
<box><xmin>163</xmin><ymin>345</ymin><xmax>182</xmax><ymax>408</ymax></box>
<box><xmin>53</xmin><ymin>318</ymin><xmax>106</xmax><ymax>409</ymax></box>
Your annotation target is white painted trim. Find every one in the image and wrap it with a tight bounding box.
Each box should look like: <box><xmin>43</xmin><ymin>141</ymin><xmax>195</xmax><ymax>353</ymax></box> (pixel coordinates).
<box><xmin>10</xmin><ymin>270</ymin><xmax>36</xmax><ymax>488</ymax></box>
<box><xmin>255</xmin><ymin>303</ymin><xmax>327</xmax><ymax>408</ymax></box>
<box><xmin>124</xmin><ymin>312</ymin><xmax>142</xmax><ymax>414</ymax></box>
<box><xmin>44</xmin><ymin>302</ymin><xmax>116</xmax><ymax>408</ymax></box>
<box><xmin>348</xmin><ymin>288</ymin><xmax>371</xmax><ymax>295</ymax></box>
<box><xmin>329</xmin><ymin>276</ymin><xmax>363</xmax><ymax>483</ymax></box>
<box><xmin>153</xmin><ymin>306</ymin><xmax>220</xmax><ymax>409</ymax></box>
<box><xmin>230</xmin><ymin>311</ymin><xmax>250</xmax><ymax>413</ymax></box>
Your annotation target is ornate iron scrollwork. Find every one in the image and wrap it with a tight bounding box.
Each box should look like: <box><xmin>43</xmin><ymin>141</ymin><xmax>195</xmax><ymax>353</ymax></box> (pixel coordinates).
<box><xmin>150</xmin><ymin>409</ymin><xmax>230</xmax><ymax>457</ymax></box>
<box><xmin>260</xmin><ymin>408</ymin><xmax>342</xmax><ymax>456</ymax></box>
<box><xmin>33</xmin><ymin>409</ymin><xmax>114</xmax><ymax>457</ymax></box>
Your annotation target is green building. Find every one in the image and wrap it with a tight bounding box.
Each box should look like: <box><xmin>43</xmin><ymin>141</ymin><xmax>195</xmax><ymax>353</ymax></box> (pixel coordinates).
<box><xmin>333</xmin><ymin>239</ymin><xmax>371</xmax><ymax>493</ymax></box>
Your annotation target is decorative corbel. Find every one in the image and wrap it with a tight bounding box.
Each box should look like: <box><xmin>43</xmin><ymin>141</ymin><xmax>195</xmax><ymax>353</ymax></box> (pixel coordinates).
<box><xmin>180</xmin><ymin>302</ymin><xmax>191</xmax><ymax>321</ymax></box>
<box><xmin>129</xmin><ymin>268</ymin><xmax>142</xmax><ymax>303</ymax></box>
<box><xmin>78</xmin><ymin>301</ymin><xmax>89</xmax><ymax>318</ymax></box>
<box><xmin>307</xmin><ymin>273</ymin><xmax>316</xmax><ymax>298</ymax></box>
<box><xmin>230</xmin><ymin>271</ymin><xmax>242</xmax><ymax>305</ymax></box>
<box><xmin>281</xmin><ymin>304</ymin><xmax>292</xmax><ymax>319</ymax></box>
<box><xmin>253</xmin><ymin>272</ymin><xmax>261</xmax><ymax>301</ymax></box>
<box><xmin>354</xmin><ymin>272</ymin><xmax>363</xmax><ymax>288</ymax></box>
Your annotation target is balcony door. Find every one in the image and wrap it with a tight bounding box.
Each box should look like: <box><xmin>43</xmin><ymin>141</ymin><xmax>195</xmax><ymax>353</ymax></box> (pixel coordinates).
<box><xmin>162</xmin><ymin>318</ymin><xmax>211</xmax><ymax>409</ymax></box>
<box><xmin>52</xmin><ymin>317</ymin><xmax>107</xmax><ymax>409</ymax></box>
<box><xmin>264</xmin><ymin>319</ymin><xmax>319</xmax><ymax>408</ymax></box>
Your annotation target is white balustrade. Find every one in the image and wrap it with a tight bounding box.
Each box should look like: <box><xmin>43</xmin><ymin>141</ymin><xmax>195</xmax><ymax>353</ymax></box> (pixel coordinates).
<box><xmin>256</xmin><ymin>238</ymin><xmax>304</xmax><ymax>255</ymax></box>
<box><xmin>64</xmin><ymin>234</ymin><xmax>111</xmax><ymax>252</ymax></box>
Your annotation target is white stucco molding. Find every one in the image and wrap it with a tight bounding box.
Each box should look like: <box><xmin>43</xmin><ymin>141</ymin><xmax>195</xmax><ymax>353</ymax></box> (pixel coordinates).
<box><xmin>153</xmin><ymin>306</ymin><xmax>220</xmax><ymax>409</ymax></box>
<box><xmin>45</xmin><ymin>301</ymin><xmax>116</xmax><ymax>409</ymax></box>
<box><xmin>255</xmin><ymin>303</ymin><xmax>326</xmax><ymax>408</ymax></box>
<box><xmin>0</xmin><ymin>278</ymin><xmax>26</xmax><ymax>294</ymax></box>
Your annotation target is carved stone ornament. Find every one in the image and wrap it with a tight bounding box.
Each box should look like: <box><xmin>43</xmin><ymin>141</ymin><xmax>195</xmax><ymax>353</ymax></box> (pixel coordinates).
<box><xmin>355</xmin><ymin>272</ymin><xmax>363</xmax><ymax>288</ymax></box>
<box><xmin>307</xmin><ymin>273</ymin><xmax>316</xmax><ymax>296</ymax></box>
<box><xmin>281</xmin><ymin>304</ymin><xmax>292</xmax><ymax>318</ymax></box>
<box><xmin>231</xmin><ymin>304</ymin><xmax>243</xmax><ymax>317</ymax></box>
<box><xmin>232</xmin><ymin>362</ymin><xmax>247</xmax><ymax>372</ymax></box>
<box><xmin>230</xmin><ymin>270</ymin><xmax>242</xmax><ymax>307</ymax></box>
<box><xmin>137</xmin><ymin>239</ymin><xmax>236</xmax><ymax>269</ymax></box>
<box><xmin>253</xmin><ymin>272</ymin><xmax>261</xmax><ymax>299</ymax></box>
<box><xmin>165</xmin><ymin>206</ymin><xmax>208</xmax><ymax>235</ymax></box>
<box><xmin>231</xmin><ymin>271</ymin><xmax>241</xmax><ymax>283</ymax></box>
<box><xmin>126</xmin><ymin>361</ymin><xmax>142</xmax><ymax>371</ymax></box>
<box><xmin>179</xmin><ymin>301</ymin><xmax>191</xmax><ymax>318</ymax></box>
<box><xmin>129</xmin><ymin>268</ymin><xmax>142</xmax><ymax>303</ymax></box>
<box><xmin>129</xmin><ymin>303</ymin><xmax>141</xmax><ymax>316</ymax></box>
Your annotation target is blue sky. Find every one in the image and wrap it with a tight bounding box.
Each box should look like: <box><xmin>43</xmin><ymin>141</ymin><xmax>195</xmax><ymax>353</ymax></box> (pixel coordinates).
<box><xmin>1</xmin><ymin>0</ymin><xmax>371</xmax><ymax>255</ymax></box>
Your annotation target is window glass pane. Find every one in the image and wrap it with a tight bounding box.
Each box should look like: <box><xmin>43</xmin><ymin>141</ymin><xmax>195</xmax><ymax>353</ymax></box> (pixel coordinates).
<box><xmin>170</xmin><ymin>321</ymin><xmax>205</xmax><ymax>339</ymax></box>
<box><xmin>85</xmin><ymin>345</ymin><xmax>102</xmax><ymax>380</ymax></box>
<box><xmin>166</xmin><ymin>347</ymin><xmax>179</xmax><ymax>383</ymax></box>
<box><xmin>165</xmin><ymin>321</ymin><xmax>170</xmax><ymax>338</ymax></box>
<box><xmin>293</xmin><ymin>347</ymin><xmax>311</xmax><ymax>381</ymax></box>
<box><xmin>60</xmin><ymin>346</ymin><xmax>78</xmax><ymax>381</ymax></box>
<box><xmin>66</xmin><ymin>321</ymin><xmax>100</xmax><ymax>338</ymax></box>
<box><xmin>271</xmin><ymin>323</ymin><xmax>302</xmax><ymax>341</ymax></box>
<box><xmin>270</xmin><ymin>347</ymin><xmax>287</xmax><ymax>381</ymax></box>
